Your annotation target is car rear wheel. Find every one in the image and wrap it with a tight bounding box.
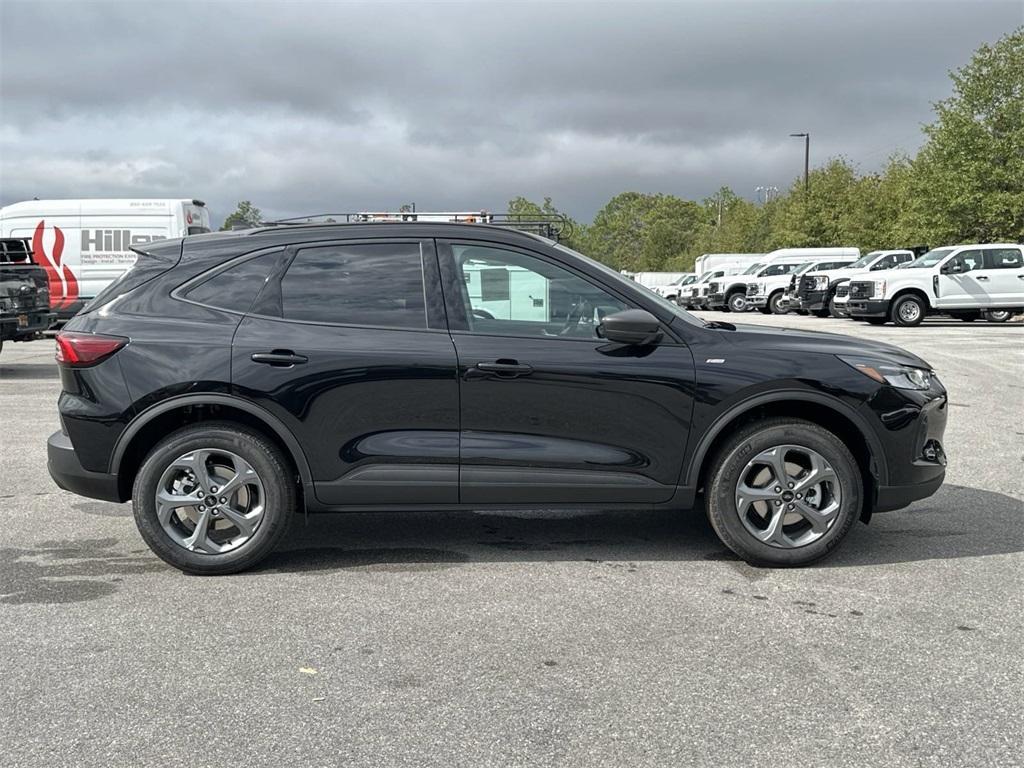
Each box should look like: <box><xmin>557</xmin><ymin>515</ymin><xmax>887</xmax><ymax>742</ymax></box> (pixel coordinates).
<box><xmin>705</xmin><ymin>419</ymin><xmax>861</xmax><ymax>566</ymax></box>
<box><xmin>985</xmin><ymin>310</ymin><xmax>1011</xmax><ymax>323</ymax></box>
<box><xmin>132</xmin><ymin>422</ymin><xmax>296</xmax><ymax>575</ymax></box>
<box><xmin>891</xmin><ymin>294</ymin><xmax>926</xmax><ymax>327</ymax></box>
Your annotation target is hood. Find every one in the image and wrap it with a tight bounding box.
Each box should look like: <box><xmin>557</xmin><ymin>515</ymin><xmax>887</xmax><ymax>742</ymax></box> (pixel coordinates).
<box><xmin>720</xmin><ymin>322</ymin><xmax>932</xmax><ymax>369</ymax></box>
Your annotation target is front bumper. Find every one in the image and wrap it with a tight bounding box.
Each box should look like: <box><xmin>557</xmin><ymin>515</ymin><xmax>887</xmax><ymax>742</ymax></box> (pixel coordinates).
<box><xmin>706</xmin><ymin>292</ymin><xmax>726</xmax><ymax>308</ymax></box>
<box><xmin>47</xmin><ymin>429</ymin><xmax>123</xmax><ymax>502</ymax></box>
<box><xmin>799</xmin><ymin>289</ymin><xmax>828</xmax><ymax>311</ymax></box>
<box><xmin>748</xmin><ymin>296</ymin><xmax>768</xmax><ymax>308</ymax></box>
<box><xmin>867</xmin><ymin>386</ymin><xmax>948</xmax><ymax>513</ymax></box>
<box><xmin>848</xmin><ymin>299</ymin><xmax>890</xmax><ymax>318</ymax></box>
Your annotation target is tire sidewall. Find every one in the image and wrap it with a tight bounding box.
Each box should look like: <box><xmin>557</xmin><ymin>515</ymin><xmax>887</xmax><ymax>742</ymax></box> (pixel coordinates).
<box><xmin>728</xmin><ymin>292</ymin><xmax>747</xmax><ymax>313</ymax></box>
<box><xmin>132</xmin><ymin>425</ymin><xmax>295</xmax><ymax>574</ymax></box>
<box><xmin>707</xmin><ymin>421</ymin><xmax>861</xmax><ymax>566</ymax></box>
<box><xmin>769</xmin><ymin>292</ymin><xmax>786</xmax><ymax>314</ymax></box>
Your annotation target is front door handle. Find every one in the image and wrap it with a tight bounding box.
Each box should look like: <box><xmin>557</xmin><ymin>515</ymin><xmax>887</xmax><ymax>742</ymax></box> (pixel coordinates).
<box><xmin>251</xmin><ymin>351</ymin><xmax>308</xmax><ymax>367</ymax></box>
<box><xmin>469</xmin><ymin>360</ymin><xmax>533</xmax><ymax>378</ymax></box>
<box><xmin>975</xmin><ymin>275</ymin><xmax>990</xmax><ymax>281</ymax></box>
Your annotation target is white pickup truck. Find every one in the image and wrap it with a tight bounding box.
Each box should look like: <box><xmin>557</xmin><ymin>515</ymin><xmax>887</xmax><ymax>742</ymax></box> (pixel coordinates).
<box><xmin>746</xmin><ymin>255</ymin><xmax>858</xmax><ymax>314</ymax></box>
<box><xmin>651</xmin><ymin>273</ymin><xmax>696</xmax><ymax>302</ymax></box>
<box><xmin>796</xmin><ymin>250</ymin><xmax>915</xmax><ymax>317</ymax></box>
<box><xmin>847</xmin><ymin>244</ymin><xmax>1024</xmax><ymax>326</ymax></box>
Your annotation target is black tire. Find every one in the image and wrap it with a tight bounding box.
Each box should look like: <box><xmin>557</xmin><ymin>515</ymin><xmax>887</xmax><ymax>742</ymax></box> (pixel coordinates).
<box><xmin>132</xmin><ymin>422</ymin><xmax>297</xmax><ymax>575</ymax></box>
<box><xmin>768</xmin><ymin>292</ymin><xmax>786</xmax><ymax>315</ymax></box>
<box><xmin>727</xmin><ymin>292</ymin><xmax>748</xmax><ymax>313</ymax></box>
<box><xmin>865</xmin><ymin>317</ymin><xmax>887</xmax><ymax>325</ymax></box>
<box><xmin>984</xmin><ymin>310</ymin><xmax>1011</xmax><ymax>323</ymax></box>
<box><xmin>891</xmin><ymin>294</ymin><xmax>926</xmax><ymax>327</ymax></box>
<box><xmin>705</xmin><ymin>418</ymin><xmax>862</xmax><ymax>567</ymax></box>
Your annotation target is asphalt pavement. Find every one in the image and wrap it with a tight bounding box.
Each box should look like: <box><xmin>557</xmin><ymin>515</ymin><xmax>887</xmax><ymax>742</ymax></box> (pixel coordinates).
<box><xmin>1</xmin><ymin>313</ymin><xmax>1022</xmax><ymax>767</ymax></box>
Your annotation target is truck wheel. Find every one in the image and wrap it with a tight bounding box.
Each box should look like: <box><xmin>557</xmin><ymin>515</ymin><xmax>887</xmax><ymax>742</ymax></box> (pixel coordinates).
<box><xmin>132</xmin><ymin>422</ymin><xmax>297</xmax><ymax>575</ymax></box>
<box><xmin>727</xmin><ymin>292</ymin><xmax>748</xmax><ymax>313</ymax></box>
<box><xmin>768</xmin><ymin>292</ymin><xmax>786</xmax><ymax>315</ymax></box>
<box><xmin>984</xmin><ymin>310</ymin><xmax>1011</xmax><ymax>323</ymax></box>
<box><xmin>705</xmin><ymin>418</ymin><xmax>861</xmax><ymax>566</ymax></box>
<box><xmin>891</xmin><ymin>295</ymin><xmax>926</xmax><ymax>327</ymax></box>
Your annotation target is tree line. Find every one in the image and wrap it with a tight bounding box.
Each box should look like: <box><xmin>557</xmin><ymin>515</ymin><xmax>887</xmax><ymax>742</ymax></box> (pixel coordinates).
<box><xmin>510</xmin><ymin>28</ymin><xmax>1022</xmax><ymax>272</ymax></box>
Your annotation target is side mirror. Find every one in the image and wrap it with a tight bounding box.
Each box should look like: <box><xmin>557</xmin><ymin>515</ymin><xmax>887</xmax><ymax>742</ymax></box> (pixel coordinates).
<box><xmin>598</xmin><ymin>309</ymin><xmax>663</xmax><ymax>346</ymax></box>
<box><xmin>943</xmin><ymin>261</ymin><xmax>962</xmax><ymax>274</ymax></box>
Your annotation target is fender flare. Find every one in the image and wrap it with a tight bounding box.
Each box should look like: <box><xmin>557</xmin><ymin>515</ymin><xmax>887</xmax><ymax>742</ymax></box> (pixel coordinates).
<box><xmin>682</xmin><ymin>390</ymin><xmax>888</xmax><ymax>487</ymax></box>
<box><xmin>109</xmin><ymin>393</ymin><xmax>314</xmax><ymax>487</ymax></box>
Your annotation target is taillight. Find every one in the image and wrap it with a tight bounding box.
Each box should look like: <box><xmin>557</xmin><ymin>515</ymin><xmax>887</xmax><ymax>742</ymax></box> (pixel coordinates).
<box><xmin>55</xmin><ymin>331</ymin><xmax>128</xmax><ymax>367</ymax></box>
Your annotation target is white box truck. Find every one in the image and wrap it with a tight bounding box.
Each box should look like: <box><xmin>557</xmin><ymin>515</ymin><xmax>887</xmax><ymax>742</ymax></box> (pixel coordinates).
<box><xmin>0</xmin><ymin>199</ymin><xmax>210</xmax><ymax>319</ymax></box>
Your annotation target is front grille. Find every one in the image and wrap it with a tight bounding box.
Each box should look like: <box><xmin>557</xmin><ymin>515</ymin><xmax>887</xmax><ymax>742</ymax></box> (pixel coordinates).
<box><xmin>707</xmin><ymin>282</ymin><xmax>720</xmax><ymax>294</ymax></box>
<box><xmin>850</xmin><ymin>281</ymin><xmax>874</xmax><ymax>300</ymax></box>
<box><xmin>797</xmin><ymin>275</ymin><xmax>818</xmax><ymax>300</ymax></box>
<box><xmin>835</xmin><ymin>284</ymin><xmax>850</xmax><ymax>298</ymax></box>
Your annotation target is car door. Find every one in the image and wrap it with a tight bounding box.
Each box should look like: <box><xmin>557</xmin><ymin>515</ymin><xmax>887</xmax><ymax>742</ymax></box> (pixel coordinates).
<box><xmin>935</xmin><ymin>249</ymin><xmax>987</xmax><ymax>308</ymax></box>
<box><xmin>231</xmin><ymin>238</ymin><xmax>460</xmax><ymax>506</ymax></box>
<box><xmin>980</xmin><ymin>247</ymin><xmax>1024</xmax><ymax>306</ymax></box>
<box><xmin>437</xmin><ymin>239</ymin><xmax>695</xmax><ymax>505</ymax></box>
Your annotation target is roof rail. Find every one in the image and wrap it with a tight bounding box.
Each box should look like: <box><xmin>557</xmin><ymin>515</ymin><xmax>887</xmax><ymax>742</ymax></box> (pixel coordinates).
<box><xmin>261</xmin><ymin>211</ymin><xmax>573</xmax><ymax>241</ymax></box>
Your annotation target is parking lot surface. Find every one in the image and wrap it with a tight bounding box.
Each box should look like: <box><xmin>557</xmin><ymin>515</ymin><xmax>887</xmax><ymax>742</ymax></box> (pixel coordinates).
<box><xmin>1</xmin><ymin>314</ymin><xmax>1022</xmax><ymax>768</ymax></box>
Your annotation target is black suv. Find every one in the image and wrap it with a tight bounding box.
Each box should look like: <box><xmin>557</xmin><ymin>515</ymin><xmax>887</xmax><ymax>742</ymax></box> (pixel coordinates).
<box><xmin>47</xmin><ymin>223</ymin><xmax>948</xmax><ymax>574</ymax></box>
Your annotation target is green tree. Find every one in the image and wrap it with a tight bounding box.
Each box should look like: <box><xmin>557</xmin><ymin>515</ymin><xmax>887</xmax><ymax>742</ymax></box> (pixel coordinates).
<box><xmin>905</xmin><ymin>27</ymin><xmax>1024</xmax><ymax>243</ymax></box>
<box><xmin>220</xmin><ymin>200</ymin><xmax>263</xmax><ymax>231</ymax></box>
<box><xmin>587</xmin><ymin>192</ymin><xmax>703</xmax><ymax>271</ymax></box>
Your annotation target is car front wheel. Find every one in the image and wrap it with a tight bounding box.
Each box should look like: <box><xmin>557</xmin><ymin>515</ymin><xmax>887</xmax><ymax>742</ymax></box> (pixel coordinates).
<box><xmin>891</xmin><ymin>294</ymin><xmax>926</xmax><ymax>327</ymax></box>
<box><xmin>705</xmin><ymin>419</ymin><xmax>861</xmax><ymax>566</ymax></box>
<box><xmin>132</xmin><ymin>422</ymin><xmax>297</xmax><ymax>575</ymax></box>
<box><xmin>728</xmin><ymin>292</ymin><xmax>748</xmax><ymax>313</ymax></box>
<box><xmin>768</xmin><ymin>292</ymin><xmax>786</xmax><ymax>315</ymax></box>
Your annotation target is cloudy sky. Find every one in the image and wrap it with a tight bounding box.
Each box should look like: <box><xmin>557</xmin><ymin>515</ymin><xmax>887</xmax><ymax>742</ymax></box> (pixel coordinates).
<box><xmin>1</xmin><ymin>1</ymin><xmax>1020</xmax><ymax>226</ymax></box>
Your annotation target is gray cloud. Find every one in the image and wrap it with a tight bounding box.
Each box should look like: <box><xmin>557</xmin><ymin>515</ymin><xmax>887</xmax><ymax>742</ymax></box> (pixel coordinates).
<box><xmin>1</xmin><ymin>0</ymin><xmax>1020</xmax><ymax>225</ymax></box>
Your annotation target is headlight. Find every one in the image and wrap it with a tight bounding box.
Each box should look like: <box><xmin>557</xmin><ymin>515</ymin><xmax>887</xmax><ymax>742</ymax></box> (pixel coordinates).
<box><xmin>839</xmin><ymin>356</ymin><xmax>934</xmax><ymax>390</ymax></box>
<box><xmin>813</xmin><ymin>276</ymin><xmax>829</xmax><ymax>289</ymax></box>
<box><xmin>871</xmin><ymin>281</ymin><xmax>886</xmax><ymax>298</ymax></box>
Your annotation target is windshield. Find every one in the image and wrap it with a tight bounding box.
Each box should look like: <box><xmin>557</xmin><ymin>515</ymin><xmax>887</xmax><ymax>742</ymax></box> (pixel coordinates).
<box><xmin>741</xmin><ymin>262</ymin><xmax>764</xmax><ymax>275</ymax></box>
<box><xmin>847</xmin><ymin>251</ymin><xmax>881</xmax><ymax>269</ymax></box>
<box><xmin>906</xmin><ymin>247</ymin><xmax>955</xmax><ymax>268</ymax></box>
<box><xmin>792</xmin><ymin>261</ymin><xmax>815</xmax><ymax>275</ymax></box>
<box><xmin>672</xmin><ymin>275</ymin><xmax>696</xmax><ymax>286</ymax></box>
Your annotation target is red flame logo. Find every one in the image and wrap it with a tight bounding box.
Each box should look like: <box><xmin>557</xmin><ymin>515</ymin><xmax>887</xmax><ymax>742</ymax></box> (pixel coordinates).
<box><xmin>32</xmin><ymin>220</ymin><xmax>79</xmax><ymax>310</ymax></box>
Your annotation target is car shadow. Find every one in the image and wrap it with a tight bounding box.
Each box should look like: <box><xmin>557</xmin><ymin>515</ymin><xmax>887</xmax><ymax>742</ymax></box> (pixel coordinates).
<box><xmin>259</xmin><ymin>484</ymin><xmax>1023</xmax><ymax>573</ymax></box>
<box><xmin>0</xmin><ymin>362</ymin><xmax>60</xmax><ymax>380</ymax></box>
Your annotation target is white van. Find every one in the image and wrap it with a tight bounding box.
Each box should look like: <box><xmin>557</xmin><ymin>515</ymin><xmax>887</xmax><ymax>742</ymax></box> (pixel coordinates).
<box><xmin>693</xmin><ymin>253</ymin><xmax>765</xmax><ymax>276</ymax></box>
<box><xmin>0</xmin><ymin>199</ymin><xmax>210</xmax><ymax>318</ymax></box>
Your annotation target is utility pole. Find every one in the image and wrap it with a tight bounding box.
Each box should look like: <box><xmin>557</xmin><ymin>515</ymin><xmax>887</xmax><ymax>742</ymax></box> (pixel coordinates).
<box><xmin>790</xmin><ymin>132</ymin><xmax>810</xmax><ymax>191</ymax></box>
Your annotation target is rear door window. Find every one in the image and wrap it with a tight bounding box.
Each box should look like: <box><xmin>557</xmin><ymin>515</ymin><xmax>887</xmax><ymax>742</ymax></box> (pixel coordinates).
<box><xmin>278</xmin><ymin>243</ymin><xmax>426</xmax><ymax>328</ymax></box>
<box><xmin>983</xmin><ymin>248</ymin><xmax>1023</xmax><ymax>269</ymax></box>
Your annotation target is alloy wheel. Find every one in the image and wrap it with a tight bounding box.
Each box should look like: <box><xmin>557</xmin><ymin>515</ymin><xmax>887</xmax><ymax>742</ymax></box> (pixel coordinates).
<box><xmin>155</xmin><ymin>449</ymin><xmax>266</xmax><ymax>554</ymax></box>
<box><xmin>734</xmin><ymin>444</ymin><xmax>842</xmax><ymax>548</ymax></box>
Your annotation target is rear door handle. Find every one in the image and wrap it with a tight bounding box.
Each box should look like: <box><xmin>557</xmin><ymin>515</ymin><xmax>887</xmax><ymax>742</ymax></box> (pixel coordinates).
<box><xmin>470</xmin><ymin>360</ymin><xmax>533</xmax><ymax>378</ymax></box>
<box><xmin>251</xmin><ymin>351</ymin><xmax>308</xmax><ymax>367</ymax></box>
